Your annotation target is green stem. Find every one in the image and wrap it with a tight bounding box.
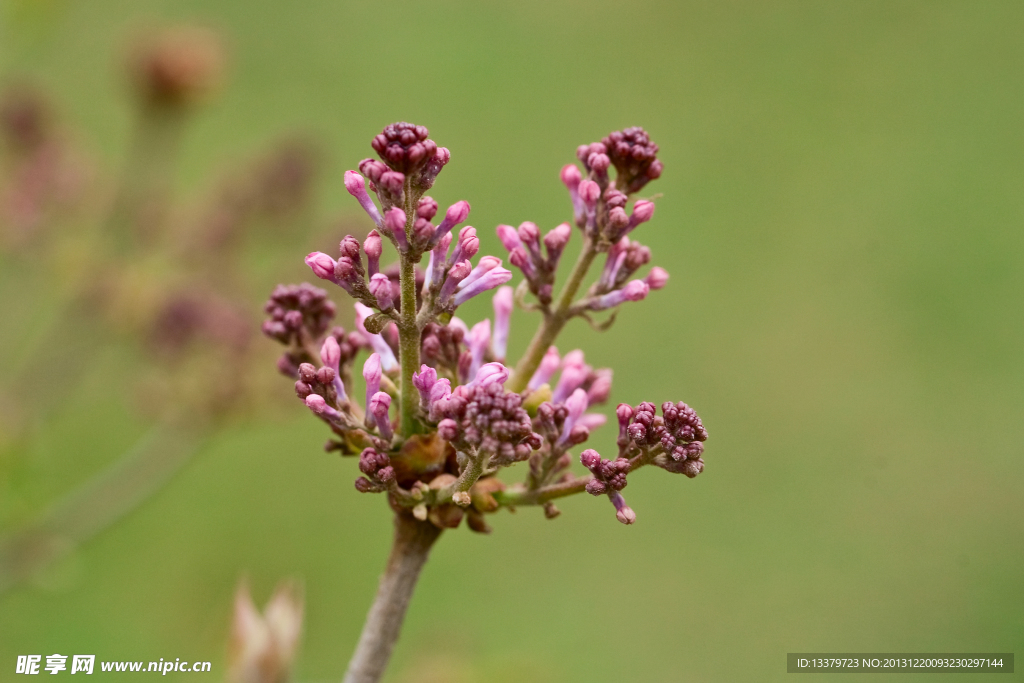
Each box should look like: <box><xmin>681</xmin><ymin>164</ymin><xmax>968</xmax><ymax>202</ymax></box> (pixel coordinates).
<box><xmin>508</xmin><ymin>235</ymin><xmax>600</xmax><ymax>393</ymax></box>
<box><xmin>397</xmin><ymin>254</ymin><xmax>420</xmax><ymax>438</ymax></box>
<box><xmin>493</xmin><ymin>476</ymin><xmax>591</xmax><ymax>507</ymax></box>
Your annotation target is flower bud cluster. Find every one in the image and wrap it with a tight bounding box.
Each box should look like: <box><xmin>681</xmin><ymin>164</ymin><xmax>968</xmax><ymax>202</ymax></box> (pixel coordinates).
<box><xmin>262</xmin><ymin>283</ymin><xmax>335</xmax><ymax>348</ymax></box>
<box><xmin>495</xmin><ymin>221</ymin><xmax>572</xmax><ymax>306</ymax></box>
<box><xmin>428</xmin><ymin>373</ymin><xmax>540</xmax><ymax>467</ymax></box>
<box><xmin>263</xmin><ymin>284</ymin><xmax>360</xmax><ymax>377</ymax></box>
<box><xmin>354</xmin><ymin>447</ymin><xmax>395</xmax><ymax>493</ymax></box>
<box><xmin>357</xmin><ymin>123</ymin><xmax>450</xmax><ymax>209</ymax></box>
<box><xmin>561</xmin><ymin>127</ymin><xmax>661</xmax><ymax>246</ymax></box>
<box><xmin>601</xmin><ymin>127</ymin><xmax>663</xmax><ymax>194</ymax></box>
<box><xmin>265</xmin><ymin>122</ymin><xmax>708</xmax><ymax>537</ymax></box>
<box><xmin>618</xmin><ymin>401</ymin><xmax>708</xmax><ymax>478</ymax></box>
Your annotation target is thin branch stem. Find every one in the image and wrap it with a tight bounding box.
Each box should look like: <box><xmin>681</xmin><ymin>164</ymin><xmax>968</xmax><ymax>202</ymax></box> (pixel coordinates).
<box><xmin>507</xmin><ymin>235</ymin><xmax>600</xmax><ymax>393</ymax></box>
<box><xmin>343</xmin><ymin>513</ymin><xmax>442</xmax><ymax>683</ymax></box>
<box><xmin>397</xmin><ymin>252</ymin><xmax>420</xmax><ymax>438</ymax></box>
<box><xmin>493</xmin><ymin>476</ymin><xmax>592</xmax><ymax>507</ymax></box>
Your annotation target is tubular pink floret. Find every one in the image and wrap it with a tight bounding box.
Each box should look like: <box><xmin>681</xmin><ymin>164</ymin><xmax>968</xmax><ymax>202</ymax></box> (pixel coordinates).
<box><xmin>467</xmin><ymin>319</ymin><xmax>491</xmax><ymax>380</ymax></box>
<box><xmin>384</xmin><ymin>207</ymin><xmax>408</xmax><ymax>251</ymax></box>
<box><xmin>558</xmin><ymin>388</ymin><xmax>589</xmax><ymax>444</ymax></box>
<box><xmin>433</xmin><ymin>200</ymin><xmax>471</xmax><ymax>243</ymax></box>
<box><xmin>369</xmin><ymin>391</ymin><xmax>393</xmax><ymax>441</ymax></box>
<box><xmin>355</xmin><ymin>303</ymin><xmax>398</xmax><ymax>370</ymax></box>
<box><xmin>438</xmin><ymin>260</ymin><xmax>473</xmax><ymax>303</ymax></box>
<box><xmin>528</xmin><ymin>346</ymin><xmax>561</xmax><ymax>390</ymax></box>
<box><xmin>451</xmin><ymin>267</ymin><xmax>513</xmax><ymax>307</ymax></box>
<box><xmin>363</xmin><ymin>230</ymin><xmax>383</xmax><ymax>276</ymax></box>
<box><xmin>496</xmin><ymin>224</ymin><xmax>521</xmax><ymax>252</ymax></box>
<box><xmin>578</xmin><ymin>413</ymin><xmax>607</xmax><ymax>431</ymax></box>
<box><xmin>610</xmin><ymin>492</ymin><xmax>636</xmax><ymax>525</ymax></box>
<box><xmin>509</xmin><ymin>247</ymin><xmax>536</xmax><ymax>278</ymax></box>
<box><xmin>344</xmin><ymin>170</ymin><xmax>383</xmax><ymax>225</ymax></box>
<box><xmin>306</xmin><ymin>393</ymin><xmax>338</xmax><ymax>418</ymax></box>
<box><xmin>491</xmin><ymin>285</ymin><xmax>514</xmax><ymax>362</ymax></box>
<box><xmin>321</xmin><ymin>336</ymin><xmax>341</xmax><ymax>370</ymax></box>
<box><xmin>412</xmin><ymin>365</ymin><xmax>437</xmax><ymax>407</ymax></box>
<box><xmin>554</xmin><ymin>360</ymin><xmax>590</xmax><ymax>404</ymax></box>
<box><xmin>458</xmin><ymin>255</ymin><xmax>502</xmax><ymax>291</ymax></box>
<box><xmin>591</xmin><ymin>280</ymin><xmax>649</xmax><ymax>310</ymax></box>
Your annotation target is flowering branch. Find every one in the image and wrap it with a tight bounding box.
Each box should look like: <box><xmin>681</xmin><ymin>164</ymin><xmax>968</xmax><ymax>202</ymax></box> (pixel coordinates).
<box><xmin>262</xmin><ymin>123</ymin><xmax>705</xmax><ymax>682</ymax></box>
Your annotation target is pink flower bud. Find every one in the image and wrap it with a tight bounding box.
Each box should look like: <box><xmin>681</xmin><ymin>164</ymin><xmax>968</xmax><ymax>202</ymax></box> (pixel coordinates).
<box><xmin>437</xmin><ymin>418</ymin><xmax>459</xmax><ymax>442</ymax></box>
<box><xmin>473</xmin><ymin>362</ymin><xmax>509</xmax><ymax>387</ymax></box>
<box><xmin>578</xmin><ymin>179</ymin><xmax>600</xmax><ymax>207</ymax></box>
<box><xmin>434</xmin><ymin>200</ymin><xmax>471</xmax><ymax>242</ymax></box>
<box><xmin>645</xmin><ymin>266</ymin><xmax>669</xmax><ymax>290</ymax></box>
<box><xmin>445</xmin><ymin>200</ymin><xmax>471</xmax><ymax>225</ymax></box>
<box><xmin>305</xmin><ymin>252</ymin><xmax>337</xmax><ymax>282</ymax></box>
<box><xmin>305</xmin><ymin>393</ymin><xmax>327</xmax><ymax>414</ymax></box>
<box><xmin>344</xmin><ymin>170</ymin><xmax>383</xmax><ymax>225</ymax></box>
<box><xmin>417</xmin><ymin>196</ymin><xmax>438</xmax><ymax>220</ymax></box>
<box><xmin>616</xmin><ymin>505</ymin><xmax>637</xmax><ymax>525</ymax></box>
<box><xmin>305</xmin><ymin>393</ymin><xmax>342</xmax><ymax>421</ymax></box>
<box><xmin>622</xmin><ymin>279</ymin><xmax>649</xmax><ymax>301</ymax></box>
<box><xmin>631</xmin><ymin>200</ymin><xmax>655</xmax><ymax>226</ymax></box>
<box><xmin>379</xmin><ymin>171</ymin><xmax>405</xmax><ymax>198</ymax></box>
<box><xmin>509</xmin><ymin>247</ymin><xmax>535</xmax><ymax>278</ymax></box>
<box><xmin>363</xmin><ymin>229</ymin><xmax>383</xmax><ymax>259</ymax></box>
<box><xmin>368</xmin><ymin>273</ymin><xmax>394</xmax><ymax>310</ymax></box>
<box><xmin>517</xmin><ymin>221</ymin><xmax>540</xmax><ymax>245</ymax></box>
<box><xmin>320</xmin><ymin>336</ymin><xmax>341</xmax><ymax>370</ymax></box>
<box><xmin>369</xmin><ymin>391</ymin><xmax>393</xmax><ymax>441</ymax></box>
<box><xmin>608</xmin><ymin>207</ymin><xmax>629</xmax><ymax>230</ymax></box>
<box><xmin>580</xmin><ymin>448</ymin><xmax>601</xmax><ymax>469</ymax></box>
<box><xmin>467</xmin><ymin>319</ymin><xmax>491</xmax><ymax>379</ymax></box>
<box><xmin>412</xmin><ymin>365</ymin><xmax>437</xmax><ymax>406</ymax></box>
<box><xmin>587</xmin><ymin>152</ymin><xmax>610</xmax><ymax>173</ymax></box>
<box><xmin>560</xmin><ymin>163</ymin><xmax>581</xmax><ymax>190</ymax></box>
<box><xmin>543</xmin><ymin>222</ymin><xmax>571</xmax><ymax>254</ymax></box>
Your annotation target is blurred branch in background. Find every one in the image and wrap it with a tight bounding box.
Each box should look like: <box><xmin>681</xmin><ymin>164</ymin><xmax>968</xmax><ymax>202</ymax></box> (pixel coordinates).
<box><xmin>0</xmin><ymin>420</ymin><xmax>200</xmax><ymax>593</ymax></box>
<box><xmin>0</xmin><ymin>24</ymin><xmax>327</xmax><ymax>595</ymax></box>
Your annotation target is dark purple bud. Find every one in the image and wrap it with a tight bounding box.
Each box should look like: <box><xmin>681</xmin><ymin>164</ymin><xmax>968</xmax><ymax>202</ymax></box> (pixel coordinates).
<box><xmin>418</xmin><ymin>196</ymin><xmax>438</xmax><ymax>220</ymax></box>
<box><xmin>298</xmin><ymin>363</ymin><xmax>317</xmax><ymax>384</ymax></box>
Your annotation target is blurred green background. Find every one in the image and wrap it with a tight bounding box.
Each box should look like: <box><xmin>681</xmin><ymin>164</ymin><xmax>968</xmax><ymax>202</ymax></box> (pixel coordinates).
<box><xmin>1</xmin><ymin>0</ymin><xmax>1022</xmax><ymax>681</ymax></box>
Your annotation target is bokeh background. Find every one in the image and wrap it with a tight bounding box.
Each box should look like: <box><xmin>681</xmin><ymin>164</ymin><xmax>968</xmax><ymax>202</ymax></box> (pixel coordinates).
<box><xmin>1</xmin><ymin>0</ymin><xmax>1022</xmax><ymax>681</ymax></box>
